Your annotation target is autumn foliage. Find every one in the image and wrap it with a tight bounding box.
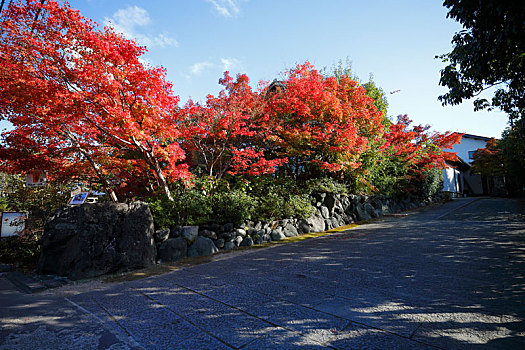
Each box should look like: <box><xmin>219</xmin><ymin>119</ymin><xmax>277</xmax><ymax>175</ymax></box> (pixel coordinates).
<box><xmin>0</xmin><ymin>0</ymin><xmax>189</xmax><ymax>201</ymax></box>
<box><xmin>0</xmin><ymin>0</ymin><xmax>461</xmax><ymax>202</ymax></box>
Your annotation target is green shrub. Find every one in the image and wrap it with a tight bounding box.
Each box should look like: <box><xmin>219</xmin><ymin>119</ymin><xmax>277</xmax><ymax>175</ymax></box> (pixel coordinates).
<box><xmin>0</xmin><ymin>233</ymin><xmax>40</xmax><ymax>270</ymax></box>
<box><xmin>148</xmin><ymin>190</ymin><xmax>212</xmax><ymax>229</ymax></box>
<box><xmin>0</xmin><ymin>174</ymin><xmax>70</xmax><ymax>270</ymax></box>
<box><xmin>252</xmin><ymin>192</ymin><xmax>314</xmax><ymax>221</ymax></box>
<box><xmin>302</xmin><ymin>177</ymin><xmax>349</xmax><ymax>195</ymax></box>
<box><xmin>209</xmin><ymin>189</ymin><xmax>255</xmax><ymax>224</ymax></box>
<box><xmin>419</xmin><ymin>168</ymin><xmax>444</xmax><ymax>198</ymax></box>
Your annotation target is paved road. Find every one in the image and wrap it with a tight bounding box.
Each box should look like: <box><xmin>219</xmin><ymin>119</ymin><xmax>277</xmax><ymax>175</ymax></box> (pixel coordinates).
<box><xmin>1</xmin><ymin>197</ymin><xmax>524</xmax><ymax>349</ymax></box>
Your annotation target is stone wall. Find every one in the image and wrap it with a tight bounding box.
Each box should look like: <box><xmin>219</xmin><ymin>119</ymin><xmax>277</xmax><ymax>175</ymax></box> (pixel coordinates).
<box><xmin>37</xmin><ymin>194</ymin><xmax>445</xmax><ymax>279</ymax></box>
<box><xmin>154</xmin><ymin>193</ymin><xmax>445</xmax><ymax>263</ymax></box>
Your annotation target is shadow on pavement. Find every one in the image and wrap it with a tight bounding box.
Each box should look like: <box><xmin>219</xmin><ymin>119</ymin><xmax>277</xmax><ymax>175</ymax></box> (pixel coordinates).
<box><xmin>2</xmin><ymin>198</ymin><xmax>524</xmax><ymax>349</ymax></box>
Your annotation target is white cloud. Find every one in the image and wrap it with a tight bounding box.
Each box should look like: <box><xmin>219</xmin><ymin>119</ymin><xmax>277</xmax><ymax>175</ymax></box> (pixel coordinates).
<box><xmin>221</xmin><ymin>57</ymin><xmax>240</xmax><ymax>71</ymax></box>
<box><xmin>190</xmin><ymin>62</ymin><xmax>215</xmax><ymax>75</ymax></box>
<box><xmin>188</xmin><ymin>58</ymin><xmax>242</xmax><ymax>76</ymax></box>
<box><xmin>104</xmin><ymin>6</ymin><xmax>178</xmax><ymax>48</ymax></box>
<box><xmin>206</xmin><ymin>0</ymin><xmax>243</xmax><ymax>18</ymax></box>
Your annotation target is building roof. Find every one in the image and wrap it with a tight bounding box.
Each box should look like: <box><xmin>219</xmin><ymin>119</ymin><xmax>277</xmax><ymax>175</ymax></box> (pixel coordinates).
<box><xmin>461</xmin><ymin>133</ymin><xmax>493</xmax><ymax>142</ymax></box>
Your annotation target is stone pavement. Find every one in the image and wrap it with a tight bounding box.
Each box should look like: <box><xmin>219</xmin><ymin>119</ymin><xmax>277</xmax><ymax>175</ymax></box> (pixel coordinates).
<box><xmin>1</xmin><ymin>197</ymin><xmax>524</xmax><ymax>349</ymax></box>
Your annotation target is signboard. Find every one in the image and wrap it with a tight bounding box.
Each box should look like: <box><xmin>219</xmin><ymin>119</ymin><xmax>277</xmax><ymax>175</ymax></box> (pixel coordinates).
<box><xmin>25</xmin><ymin>170</ymin><xmax>47</xmax><ymax>187</ymax></box>
<box><xmin>1</xmin><ymin>212</ymin><xmax>27</xmax><ymax>237</ymax></box>
<box><xmin>69</xmin><ymin>192</ymin><xmax>90</xmax><ymax>205</ymax></box>
<box><xmin>70</xmin><ymin>187</ymin><xmax>82</xmax><ymax>198</ymax></box>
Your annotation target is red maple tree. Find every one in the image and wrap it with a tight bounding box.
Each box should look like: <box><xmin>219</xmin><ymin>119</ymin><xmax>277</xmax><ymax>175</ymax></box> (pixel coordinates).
<box><xmin>181</xmin><ymin>72</ymin><xmax>286</xmax><ymax>179</ymax></box>
<box><xmin>265</xmin><ymin>62</ymin><xmax>384</xmax><ymax>178</ymax></box>
<box><xmin>381</xmin><ymin>115</ymin><xmax>463</xmax><ymax>185</ymax></box>
<box><xmin>0</xmin><ymin>0</ymin><xmax>190</xmax><ymax>200</ymax></box>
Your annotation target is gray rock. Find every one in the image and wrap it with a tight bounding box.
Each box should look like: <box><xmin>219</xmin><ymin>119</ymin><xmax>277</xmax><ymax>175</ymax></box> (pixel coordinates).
<box><xmin>306</xmin><ymin>214</ymin><xmax>325</xmax><ymax>232</ymax></box>
<box><xmin>157</xmin><ymin>237</ymin><xmax>187</xmax><ymax>262</ymax></box>
<box><xmin>279</xmin><ymin>219</ymin><xmax>290</xmax><ymax>227</ymax></box>
<box><xmin>224</xmin><ymin>241</ymin><xmax>236</xmax><ymax>250</ymax></box>
<box><xmin>348</xmin><ymin>194</ymin><xmax>359</xmax><ymax>205</ymax></box>
<box><xmin>282</xmin><ymin>223</ymin><xmax>298</xmax><ymax>237</ymax></box>
<box><xmin>334</xmin><ymin>204</ymin><xmax>344</xmax><ymax>215</ymax></box>
<box><xmin>223</xmin><ymin>223</ymin><xmax>234</xmax><ymax>232</ymax></box>
<box><xmin>355</xmin><ymin>204</ymin><xmax>372</xmax><ymax>221</ymax></box>
<box><xmin>253</xmin><ymin>235</ymin><xmax>263</xmax><ymax>245</ymax></box>
<box><xmin>220</xmin><ymin>231</ymin><xmax>235</xmax><ymax>241</ymax></box>
<box><xmin>214</xmin><ymin>238</ymin><xmax>225</xmax><ymax>249</ymax></box>
<box><xmin>199</xmin><ymin>229</ymin><xmax>217</xmax><ymax>240</ymax></box>
<box><xmin>262</xmin><ymin>234</ymin><xmax>272</xmax><ymax>242</ymax></box>
<box><xmin>343</xmin><ymin>215</ymin><xmax>354</xmax><ymax>224</ymax></box>
<box><xmin>341</xmin><ymin>197</ymin><xmax>351</xmax><ymax>210</ymax></box>
<box><xmin>182</xmin><ymin>226</ymin><xmax>199</xmax><ymax>244</ymax></box>
<box><xmin>320</xmin><ymin>206</ymin><xmax>330</xmax><ymax>219</ymax></box>
<box><xmin>240</xmin><ymin>236</ymin><xmax>254</xmax><ymax>247</ymax></box>
<box><xmin>187</xmin><ymin>236</ymin><xmax>218</xmax><ymax>257</ymax></box>
<box><xmin>271</xmin><ymin>229</ymin><xmax>286</xmax><ymax>241</ymax></box>
<box><xmin>154</xmin><ymin>229</ymin><xmax>170</xmax><ymax>243</ymax></box>
<box><xmin>364</xmin><ymin>203</ymin><xmax>376</xmax><ymax>216</ymax></box>
<box><xmin>344</xmin><ymin>202</ymin><xmax>355</xmax><ymax>215</ymax></box>
<box><xmin>297</xmin><ymin>219</ymin><xmax>311</xmax><ymax>234</ymax></box>
<box><xmin>37</xmin><ymin>201</ymin><xmax>155</xmax><ymax>280</ymax></box>
<box><xmin>233</xmin><ymin>236</ymin><xmax>243</xmax><ymax>246</ymax></box>
<box><xmin>234</xmin><ymin>228</ymin><xmax>247</xmax><ymax>237</ymax></box>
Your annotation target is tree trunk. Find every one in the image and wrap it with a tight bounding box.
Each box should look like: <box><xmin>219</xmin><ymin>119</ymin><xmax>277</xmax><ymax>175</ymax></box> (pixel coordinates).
<box><xmin>61</xmin><ymin>129</ymin><xmax>119</xmax><ymax>202</ymax></box>
<box><xmin>78</xmin><ymin>148</ymin><xmax>119</xmax><ymax>202</ymax></box>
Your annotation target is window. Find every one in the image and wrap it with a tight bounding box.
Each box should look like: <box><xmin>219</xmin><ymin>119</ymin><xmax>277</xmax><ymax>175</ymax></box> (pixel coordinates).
<box><xmin>468</xmin><ymin>151</ymin><xmax>475</xmax><ymax>160</ymax></box>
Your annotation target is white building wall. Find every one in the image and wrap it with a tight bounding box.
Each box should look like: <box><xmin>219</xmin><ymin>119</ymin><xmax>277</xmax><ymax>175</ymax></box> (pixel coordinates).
<box><xmin>442</xmin><ymin>134</ymin><xmax>490</xmax><ymax>195</ymax></box>
<box><xmin>442</xmin><ymin>168</ymin><xmax>459</xmax><ymax>193</ymax></box>
<box><xmin>448</xmin><ymin>136</ymin><xmax>488</xmax><ymax>164</ymax></box>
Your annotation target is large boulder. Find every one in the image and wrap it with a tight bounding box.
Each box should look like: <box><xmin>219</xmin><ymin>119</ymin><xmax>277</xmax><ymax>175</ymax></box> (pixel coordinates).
<box><xmin>157</xmin><ymin>237</ymin><xmax>187</xmax><ymax>262</ymax></box>
<box><xmin>37</xmin><ymin>202</ymin><xmax>155</xmax><ymax>280</ymax></box>
<box><xmin>240</xmin><ymin>236</ymin><xmax>254</xmax><ymax>247</ymax></box>
<box><xmin>355</xmin><ymin>203</ymin><xmax>372</xmax><ymax>221</ymax></box>
<box><xmin>306</xmin><ymin>214</ymin><xmax>326</xmax><ymax>233</ymax></box>
<box><xmin>187</xmin><ymin>236</ymin><xmax>219</xmax><ymax>257</ymax></box>
<box><xmin>296</xmin><ymin>219</ymin><xmax>311</xmax><ymax>234</ymax></box>
<box><xmin>181</xmin><ymin>226</ymin><xmax>199</xmax><ymax>244</ymax></box>
<box><xmin>271</xmin><ymin>228</ymin><xmax>286</xmax><ymax>241</ymax></box>
<box><xmin>282</xmin><ymin>223</ymin><xmax>298</xmax><ymax>237</ymax></box>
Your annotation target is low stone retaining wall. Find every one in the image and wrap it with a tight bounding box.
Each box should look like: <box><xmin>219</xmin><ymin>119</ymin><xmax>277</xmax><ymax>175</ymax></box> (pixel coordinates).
<box><xmin>38</xmin><ymin>193</ymin><xmax>445</xmax><ymax>279</ymax></box>
<box><xmin>154</xmin><ymin>193</ymin><xmax>444</xmax><ymax>263</ymax></box>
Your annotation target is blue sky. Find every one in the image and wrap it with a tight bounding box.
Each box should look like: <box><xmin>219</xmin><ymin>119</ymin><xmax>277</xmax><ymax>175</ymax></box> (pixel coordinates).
<box><xmin>20</xmin><ymin>0</ymin><xmax>514</xmax><ymax>137</ymax></box>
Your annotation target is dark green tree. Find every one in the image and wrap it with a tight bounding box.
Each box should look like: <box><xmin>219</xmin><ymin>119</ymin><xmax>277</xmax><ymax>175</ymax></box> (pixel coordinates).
<box><xmin>437</xmin><ymin>0</ymin><xmax>525</xmax><ymax>123</ymax></box>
